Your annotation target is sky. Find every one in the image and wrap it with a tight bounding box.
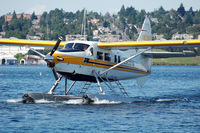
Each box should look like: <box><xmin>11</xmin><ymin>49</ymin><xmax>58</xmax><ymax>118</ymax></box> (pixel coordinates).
<box><xmin>1</xmin><ymin>0</ymin><xmax>200</xmax><ymax>16</ymax></box>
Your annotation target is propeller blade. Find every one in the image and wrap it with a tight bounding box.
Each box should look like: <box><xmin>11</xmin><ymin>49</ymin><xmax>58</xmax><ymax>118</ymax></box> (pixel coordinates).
<box><xmin>46</xmin><ymin>36</ymin><xmax>62</xmax><ymax>80</ymax></box>
<box><xmin>50</xmin><ymin>36</ymin><xmax>63</xmax><ymax>56</ymax></box>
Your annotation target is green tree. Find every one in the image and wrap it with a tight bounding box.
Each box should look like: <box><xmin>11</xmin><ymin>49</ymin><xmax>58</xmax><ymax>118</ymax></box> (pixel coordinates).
<box><xmin>12</xmin><ymin>10</ymin><xmax>17</xmax><ymax>20</ymax></box>
<box><xmin>103</xmin><ymin>20</ymin><xmax>110</xmax><ymax>27</ymax></box>
<box><xmin>0</xmin><ymin>16</ymin><xmax>5</xmax><ymax>32</ymax></box>
<box><xmin>184</xmin><ymin>14</ymin><xmax>193</xmax><ymax>26</ymax></box>
<box><xmin>119</xmin><ymin>5</ymin><xmax>126</xmax><ymax>17</ymax></box>
<box><xmin>15</xmin><ymin>53</ymin><xmax>24</xmax><ymax>63</ymax></box>
<box><xmin>31</xmin><ymin>12</ymin><xmax>37</xmax><ymax>20</ymax></box>
<box><xmin>177</xmin><ymin>3</ymin><xmax>186</xmax><ymax>17</ymax></box>
<box><xmin>188</xmin><ymin>7</ymin><xmax>194</xmax><ymax>16</ymax></box>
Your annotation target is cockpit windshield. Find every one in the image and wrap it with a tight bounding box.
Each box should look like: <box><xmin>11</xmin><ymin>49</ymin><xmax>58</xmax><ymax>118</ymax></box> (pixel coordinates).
<box><xmin>65</xmin><ymin>43</ymin><xmax>74</xmax><ymax>49</ymax></box>
<box><xmin>64</xmin><ymin>43</ymin><xmax>89</xmax><ymax>51</ymax></box>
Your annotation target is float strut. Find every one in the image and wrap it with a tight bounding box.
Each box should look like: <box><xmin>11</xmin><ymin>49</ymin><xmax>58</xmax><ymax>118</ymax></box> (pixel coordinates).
<box><xmin>48</xmin><ymin>75</ymin><xmax>63</xmax><ymax>94</ymax></box>
<box><xmin>93</xmin><ymin>71</ymin><xmax>105</xmax><ymax>94</ymax></box>
<box><xmin>65</xmin><ymin>78</ymin><xmax>67</xmax><ymax>95</ymax></box>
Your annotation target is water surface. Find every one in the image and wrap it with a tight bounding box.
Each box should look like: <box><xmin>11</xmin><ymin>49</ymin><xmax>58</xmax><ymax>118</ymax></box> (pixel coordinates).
<box><xmin>0</xmin><ymin>65</ymin><xmax>200</xmax><ymax>132</ymax></box>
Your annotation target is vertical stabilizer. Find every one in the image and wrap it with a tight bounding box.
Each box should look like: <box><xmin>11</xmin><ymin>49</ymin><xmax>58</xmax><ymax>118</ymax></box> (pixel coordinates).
<box><xmin>136</xmin><ymin>16</ymin><xmax>152</xmax><ymax>71</ymax></box>
<box><xmin>137</xmin><ymin>16</ymin><xmax>152</xmax><ymax>42</ymax></box>
<box><xmin>136</xmin><ymin>17</ymin><xmax>152</xmax><ymax>87</ymax></box>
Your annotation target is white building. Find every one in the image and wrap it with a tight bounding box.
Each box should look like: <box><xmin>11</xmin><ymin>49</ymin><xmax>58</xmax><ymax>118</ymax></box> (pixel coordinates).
<box><xmin>20</xmin><ymin>55</ymin><xmax>46</xmax><ymax>65</ymax></box>
<box><xmin>172</xmin><ymin>32</ymin><xmax>193</xmax><ymax>40</ymax></box>
<box><xmin>0</xmin><ymin>45</ymin><xmax>30</xmax><ymax>55</ymax></box>
<box><xmin>65</xmin><ymin>35</ymin><xmax>87</xmax><ymax>41</ymax></box>
<box><xmin>0</xmin><ymin>45</ymin><xmax>29</xmax><ymax>65</ymax></box>
<box><xmin>0</xmin><ymin>45</ymin><xmax>45</xmax><ymax>65</ymax></box>
<box><xmin>0</xmin><ymin>55</ymin><xmax>17</xmax><ymax>65</ymax></box>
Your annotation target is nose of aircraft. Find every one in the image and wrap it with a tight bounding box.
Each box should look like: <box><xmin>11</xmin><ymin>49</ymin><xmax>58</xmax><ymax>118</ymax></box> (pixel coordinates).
<box><xmin>44</xmin><ymin>36</ymin><xmax>63</xmax><ymax>68</ymax></box>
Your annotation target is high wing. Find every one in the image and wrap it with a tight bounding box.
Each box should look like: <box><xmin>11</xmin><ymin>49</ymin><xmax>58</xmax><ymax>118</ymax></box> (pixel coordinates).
<box><xmin>98</xmin><ymin>40</ymin><xmax>200</xmax><ymax>49</ymax></box>
<box><xmin>98</xmin><ymin>16</ymin><xmax>200</xmax><ymax>58</ymax></box>
<box><xmin>0</xmin><ymin>38</ymin><xmax>66</xmax><ymax>47</ymax></box>
<box><xmin>98</xmin><ymin>40</ymin><xmax>200</xmax><ymax>58</ymax></box>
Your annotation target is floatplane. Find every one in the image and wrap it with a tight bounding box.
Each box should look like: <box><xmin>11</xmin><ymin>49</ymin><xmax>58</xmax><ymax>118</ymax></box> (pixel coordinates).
<box><xmin>1</xmin><ymin>17</ymin><xmax>200</xmax><ymax>104</ymax></box>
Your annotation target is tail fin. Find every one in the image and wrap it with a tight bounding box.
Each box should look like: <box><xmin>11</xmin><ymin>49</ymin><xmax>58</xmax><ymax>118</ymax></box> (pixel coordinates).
<box><xmin>137</xmin><ymin>16</ymin><xmax>152</xmax><ymax>74</ymax></box>
<box><xmin>137</xmin><ymin>16</ymin><xmax>152</xmax><ymax>42</ymax></box>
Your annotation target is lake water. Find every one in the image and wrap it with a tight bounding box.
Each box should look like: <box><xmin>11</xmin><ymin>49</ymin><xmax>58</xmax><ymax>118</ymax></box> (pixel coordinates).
<box><xmin>0</xmin><ymin>65</ymin><xmax>200</xmax><ymax>132</ymax></box>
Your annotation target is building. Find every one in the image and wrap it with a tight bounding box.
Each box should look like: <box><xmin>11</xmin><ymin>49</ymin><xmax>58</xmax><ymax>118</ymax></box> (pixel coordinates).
<box><xmin>150</xmin><ymin>18</ymin><xmax>159</xmax><ymax>23</ymax></box>
<box><xmin>5</xmin><ymin>13</ymin><xmax>41</xmax><ymax>22</ymax></box>
<box><xmin>0</xmin><ymin>45</ymin><xmax>29</xmax><ymax>65</ymax></box>
<box><xmin>172</xmin><ymin>32</ymin><xmax>193</xmax><ymax>40</ymax></box>
<box><xmin>94</xmin><ymin>33</ymin><xmax>120</xmax><ymax>42</ymax></box>
<box><xmin>89</xmin><ymin>19</ymin><xmax>100</xmax><ymax>25</ymax></box>
<box><xmin>65</xmin><ymin>35</ymin><xmax>87</xmax><ymax>41</ymax></box>
<box><xmin>26</xmin><ymin>35</ymin><xmax>41</xmax><ymax>40</ymax></box>
<box><xmin>0</xmin><ymin>45</ymin><xmax>30</xmax><ymax>55</ymax></box>
<box><xmin>153</xmin><ymin>33</ymin><xmax>164</xmax><ymax>40</ymax></box>
<box><xmin>20</xmin><ymin>55</ymin><xmax>45</xmax><ymax>65</ymax></box>
<box><xmin>198</xmin><ymin>35</ymin><xmax>200</xmax><ymax>40</ymax></box>
<box><xmin>0</xmin><ymin>56</ymin><xmax>17</xmax><ymax>65</ymax></box>
<box><xmin>0</xmin><ymin>45</ymin><xmax>45</xmax><ymax>65</ymax></box>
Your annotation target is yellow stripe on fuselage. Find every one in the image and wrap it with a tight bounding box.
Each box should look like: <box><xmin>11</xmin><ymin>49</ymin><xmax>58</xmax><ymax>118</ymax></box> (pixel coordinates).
<box><xmin>53</xmin><ymin>53</ymin><xmax>149</xmax><ymax>74</ymax></box>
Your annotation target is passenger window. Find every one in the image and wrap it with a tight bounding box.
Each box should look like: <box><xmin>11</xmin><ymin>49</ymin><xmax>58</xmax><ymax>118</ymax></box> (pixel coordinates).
<box><xmin>97</xmin><ymin>51</ymin><xmax>103</xmax><ymax>60</ymax></box>
<box><xmin>118</xmin><ymin>56</ymin><xmax>121</xmax><ymax>63</ymax></box>
<box><xmin>90</xmin><ymin>48</ymin><xmax>93</xmax><ymax>55</ymax></box>
<box><xmin>104</xmin><ymin>53</ymin><xmax>111</xmax><ymax>61</ymax></box>
<box><xmin>114</xmin><ymin>55</ymin><xmax>117</xmax><ymax>63</ymax></box>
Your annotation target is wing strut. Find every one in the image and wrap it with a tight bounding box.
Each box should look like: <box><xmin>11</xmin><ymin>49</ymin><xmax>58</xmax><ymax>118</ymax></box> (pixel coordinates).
<box><xmin>66</xmin><ymin>81</ymin><xmax>76</xmax><ymax>95</ymax></box>
<box><xmin>100</xmin><ymin>47</ymin><xmax>151</xmax><ymax>75</ymax></box>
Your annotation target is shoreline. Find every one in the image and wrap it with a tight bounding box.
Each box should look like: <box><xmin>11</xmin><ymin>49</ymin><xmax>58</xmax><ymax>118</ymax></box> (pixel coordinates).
<box><xmin>152</xmin><ymin>56</ymin><xmax>200</xmax><ymax>66</ymax></box>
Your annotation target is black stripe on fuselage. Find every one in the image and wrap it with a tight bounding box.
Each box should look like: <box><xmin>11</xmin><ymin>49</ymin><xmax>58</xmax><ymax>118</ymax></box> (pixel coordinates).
<box><xmin>57</xmin><ymin>71</ymin><xmax>115</xmax><ymax>82</ymax></box>
<box><xmin>84</xmin><ymin>58</ymin><xmax>147</xmax><ymax>73</ymax></box>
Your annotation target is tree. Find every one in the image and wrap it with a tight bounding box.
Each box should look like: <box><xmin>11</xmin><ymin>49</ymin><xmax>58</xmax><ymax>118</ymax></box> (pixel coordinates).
<box><xmin>177</xmin><ymin>3</ymin><xmax>186</xmax><ymax>17</ymax></box>
<box><xmin>158</xmin><ymin>6</ymin><xmax>166</xmax><ymax>14</ymax></box>
<box><xmin>119</xmin><ymin>5</ymin><xmax>126</xmax><ymax>17</ymax></box>
<box><xmin>0</xmin><ymin>16</ymin><xmax>5</xmax><ymax>32</ymax></box>
<box><xmin>12</xmin><ymin>10</ymin><xmax>17</xmax><ymax>20</ymax></box>
<box><xmin>184</xmin><ymin>14</ymin><xmax>193</xmax><ymax>26</ymax></box>
<box><xmin>188</xmin><ymin>7</ymin><xmax>194</xmax><ymax>16</ymax></box>
<box><xmin>15</xmin><ymin>53</ymin><xmax>24</xmax><ymax>63</ymax></box>
<box><xmin>103</xmin><ymin>20</ymin><xmax>110</xmax><ymax>28</ymax></box>
<box><xmin>31</xmin><ymin>12</ymin><xmax>37</xmax><ymax>20</ymax></box>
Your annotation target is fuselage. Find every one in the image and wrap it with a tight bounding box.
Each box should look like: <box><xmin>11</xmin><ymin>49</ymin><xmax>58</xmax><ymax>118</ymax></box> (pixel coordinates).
<box><xmin>52</xmin><ymin>40</ymin><xmax>151</xmax><ymax>82</ymax></box>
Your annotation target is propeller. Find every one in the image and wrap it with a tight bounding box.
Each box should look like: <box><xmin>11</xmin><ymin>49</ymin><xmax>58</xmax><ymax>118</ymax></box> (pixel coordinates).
<box><xmin>44</xmin><ymin>36</ymin><xmax>63</xmax><ymax>80</ymax></box>
<box><xmin>50</xmin><ymin>36</ymin><xmax>63</xmax><ymax>56</ymax></box>
<box><xmin>27</xmin><ymin>37</ymin><xmax>65</xmax><ymax>95</ymax></box>
<box><xmin>44</xmin><ymin>36</ymin><xmax>63</xmax><ymax>63</ymax></box>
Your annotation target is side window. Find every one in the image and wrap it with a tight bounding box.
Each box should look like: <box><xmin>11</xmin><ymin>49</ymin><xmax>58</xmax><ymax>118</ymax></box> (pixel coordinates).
<box><xmin>118</xmin><ymin>56</ymin><xmax>121</xmax><ymax>63</ymax></box>
<box><xmin>64</xmin><ymin>43</ymin><xmax>74</xmax><ymax>49</ymax></box>
<box><xmin>97</xmin><ymin>51</ymin><xmax>103</xmax><ymax>60</ymax></box>
<box><xmin>90</xmin><ymin>47</ymin><xmax>93</xmax><ymax>55</ymax></box>
<box><xmin>114</xmin><ymin>55</ymin><xmax>117</xmax><ymax>63</ymax></box>
<box><xmin>73</xmin><ymin>43</ymin><xmax>89</xmax><ymax>51</ymax></box>
<box><xmin>104</xmin><ymin>53</ymin><xmax>111</xmax><ymax>61</ymax></box>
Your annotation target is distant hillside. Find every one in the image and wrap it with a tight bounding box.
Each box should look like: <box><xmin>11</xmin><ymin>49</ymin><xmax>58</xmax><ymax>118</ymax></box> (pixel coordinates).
<box><xmin>0</xmin><ymin>3</ymin><xmax>200</xmax><ymax>41</ymax></box>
